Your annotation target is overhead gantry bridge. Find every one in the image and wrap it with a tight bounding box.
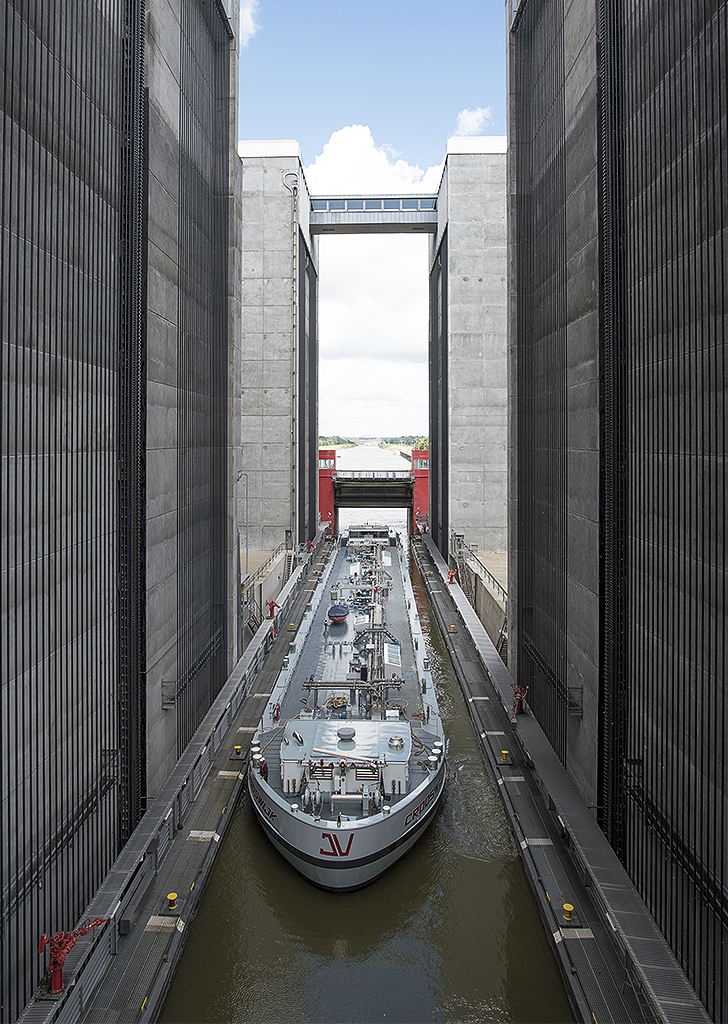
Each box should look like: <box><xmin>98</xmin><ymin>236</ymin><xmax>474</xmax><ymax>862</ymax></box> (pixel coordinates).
<box><xmin>309</xmin><ymin>195</ymin><xmax>438</xmax><ymax>234</ymax></box>
<box><xmin>319</xmin><ymin>451</ymin><xmax>430</xmax><ymax>534</ymax></box>
<box><xmin>333</xmin><ymin>469</ymin><xmax>414</xmax><ymax>508</ymax></box>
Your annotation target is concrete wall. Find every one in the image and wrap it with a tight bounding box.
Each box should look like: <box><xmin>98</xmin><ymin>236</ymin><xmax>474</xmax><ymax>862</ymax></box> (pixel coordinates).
<box><xmin>507</xmin><ymin>0</ymin><xmax>600</xmax><ymax>807</ymax></box>
<box><xmin>145</xmin><ymin>0</ymin><xmax>240</xmax><ymax>797</ymax></box>
<box><xmin>435</xmin><ymin>139</ymin><xmax>508</xmax><ymax>554</ymax></box>
<box><xmin>238</xmin><ymin>142</ymin><xmax>318</xmax><ymax>554</ymax></box>
<box><xmin>562</xmin><ymin>0</ymin><xmax>600</xmax><ymax>802</ymax></box>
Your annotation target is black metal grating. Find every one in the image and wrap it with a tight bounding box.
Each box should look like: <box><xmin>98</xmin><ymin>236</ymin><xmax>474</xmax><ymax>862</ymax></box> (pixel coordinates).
<box><xmin>603</xmin><ymin>2</ymin><xmax>728</xmax><ymax>1018</ymax></box>
<box><xmin>515</xmin><ymin>0</ymin><xmax>728</xmax><ymax>1017</ymax></box>
<box><xmin>513</xmin><ymin>0</ymin><xmax>569</xmax><ymax>762</ymax></box>
<box><xmin>428</xmin><ymin>233</ymin><xmax>448</xmax><ymax>556</ymax></box>
<box><xmin>1</xmin><ymin>1</ymin><xmax>135</xmax><ymax>1017</ymax></box>
<box><xmin>175</xmin><ymin>0</ymin><xmax>230</xmax><ymax>755</ymax></box>
<box><xmin>298</xmin><ymin>235</ymin><xmax>318</xmax><ymax>544</ymax></box>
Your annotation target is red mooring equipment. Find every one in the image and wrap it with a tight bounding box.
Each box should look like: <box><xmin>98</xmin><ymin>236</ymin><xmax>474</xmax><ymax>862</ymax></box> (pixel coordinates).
<box><xmin>511</xmin><ymin>683</ymin><xmax>529</xmax><ymax>724</ymax></box>
<box><xmin>38</xmin><ymin>918</ymin><xmax>107</xmax><ymax>995</ymax></box>
<box><xmin>265</xmin><ymin>599</ymin><xmax>280</xmax><ymax>618</ymax></box>
<box><xmin>446</xmin><ymin>569</ymin><xmax>457</xmax><ymax>585</ymax></box>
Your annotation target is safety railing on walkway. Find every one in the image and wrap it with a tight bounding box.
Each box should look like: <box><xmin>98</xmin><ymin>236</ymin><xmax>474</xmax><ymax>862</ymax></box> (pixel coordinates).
<box><xmin>19</xmin><ymin>529</ymin><xmax>331</xmax><ymax>1024</ymax></box>
<box><xmin>450</xmin><ymin>532</ymin><xmax>508</xmax><ymax>607</ymax></box>
<box><xmin>241</xmin><ymin>541</ymin><xmax>286</xmax><ymax>589</ymax></box>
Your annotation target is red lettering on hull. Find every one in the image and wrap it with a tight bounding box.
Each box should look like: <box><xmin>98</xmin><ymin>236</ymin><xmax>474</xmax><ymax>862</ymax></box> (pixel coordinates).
<box><xmin>320</xmin><ymin>832</ymin><xmax>354</xmax><ymax>857</ymax></box>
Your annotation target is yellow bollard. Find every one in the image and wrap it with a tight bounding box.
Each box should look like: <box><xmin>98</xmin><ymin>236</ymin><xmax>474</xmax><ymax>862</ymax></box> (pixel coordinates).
<box><xmin>563</xmin><ymin>903</ymin><xmax>574</xmax><ymax>922</ymax></box>
<box><xmin>234</xmin><ymin>745</ymin><xmax>241</xmax><ymax>758</ymax></box>
<box><xmin>167</xmin><ymin>892</ymin><xmax>178</xmax><ymax>911</ymax></box>
<box><xmin>450</xmin><ymin>625</ymin><xmax>455</xmax><ymax>632</ymax></box>
<box><xmin>290</xmin><ymin>622</ymin><xmax>295</xmax><ymax>631</ymax></box>
<box><xmin>501</xmin><ymin>750</ymin><xmax>509</xmax><ymax>763</ymax></box>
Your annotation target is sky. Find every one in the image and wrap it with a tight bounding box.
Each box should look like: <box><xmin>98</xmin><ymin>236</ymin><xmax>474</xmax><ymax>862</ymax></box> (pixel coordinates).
<box><xmin>237</xmin><ymin>1</ymin><xmax>508</xmax><ymax>437</ymax></box>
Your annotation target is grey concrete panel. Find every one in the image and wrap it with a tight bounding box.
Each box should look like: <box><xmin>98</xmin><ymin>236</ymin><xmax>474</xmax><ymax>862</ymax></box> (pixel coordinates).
<box><xmin>146</xmin><ymin>0</ymin><xmax>182</xmax><ymax>81</ymax></box>
<box><xmin>145</xmin><ymin>565</ymin><xmax>178</xmax><ymax>667</ymax></box>
<box><xmin>261</xmin><ymin>414</ymin><xmax>291</xmax><ymax>442</ymax></box>
<box><xmin>146</xmin><ymin>447</ymin><xmax>177</xmax><ymax>519</ymax></box>
<box><xmin>568</xmin><ymin>448</ymin><xmax>600</xmax><ymax>523</ymax></box>
<box><xmin>240</xmin><ymin>416</ymin><xmax>263</xmax><ymax>442</ymax></box>
<box><xmin>258</xmin><ymin>332</ymin><xmax>292</xmax><ymax>360</ymax></box>
<box><xmin>241</xmin><ymin>277</ymin><xmax>263</xmax><ymax>305</ymax></box>
<box><xmin>241</xmin><ymin>359</ymin><xmax>264</xmax><ymax>388</ymax></box>
<box><xmin>242</xmin><ymin>249</ymin><xmax>264</xmax><ymax>277</ymax></box>
<box><xmin>566</xmin><ymin>165</ymin><xmax>598</xmax><ymax>261</ymax></box>
<box><xmin>563</xmin><ymin>0</ymin><xmax>597</xmax><ymax>80</ymax></box>
<box><xmin>241</xmin><ymin>331</ymin><xmax>263</xmax><ymax>359</ymax></box>
<box><xmin>262</xmin><ymin>389</ymin><xmax>293</xmax><ymax>416</ymax></box>
<box><xmin>242</xmin><ymin>306</ymin><xmax>264</xmax><ymax>334</ymax></box>
<box><xmin>263</xmin><ymin>218</ymin><xmax>295</xmax><ymax>252</ymax></box>
<box><xmin>565</xmin><ymin>81</ymin><xmax>598</xmax><ymax>193</ymax></box>
<box><xmin>567</xmin><ymin>376</ymin><xmax>599</xmax><ymax>451</ymax></box>
<box><xmin>567</xmin><ymin>575</ymin><xmax>599</xmax><ymax>674</ymax></box>
<box><xmin>147</xmin><ymin>312</ymin><xmax>178</xmax><ymax>388</ymax></box>
<box><xmin>262</xmin><ymin>360</ymin><xmax>293</xmax><ymax>388</ymax></box>
<box><xmin>240</xmin><ymin>193</ymin><xmax>265</xmax><ymax>225</ymax></box>
<box><xmin>567</xmin><ymin>512</ymin><xmax>600</xmax><ymax>593</ymax></box>
<box><xmin>566</xmin><ymin>309</ymin><xmax>599</xmax><ymax>386</ymax></box>
<box><xmin>147</xmin><ymin>244</ymin><xmax>180</xmax><ymax>323</ymax></box>
<box><xmin>145</xmin><ymin>513</ymin><xmax>178</xmax><ymax>611</ymax></box>
<box><xmin>565</xmin><ymin>43</ymin><xmax>598</xmax><ymax>129</ymax></box>
<box><xmin>147</xmin><ymin>380</ymin><xmax>179</xmax><ymax>450</ymax></box>
<box><xmin>148</xmin><ymin>170</ymin><xmax>179</xmax><ymax>256</ymax></box>
<box><xmin>263</xmin><ymin>276</ymin><xmax>293</xmax><ymax>306</ymax></box>
<box><xmin>240</xmin><ymin>387</ymin><xmax>263</xmax><ymax>416</ymax></box>
<box><xmin>260</xmin><ymin>443</ymin><xmax>291</xmax><ymax>469</ymax></box>
<box><xmin>566</xmin><ymin>235</ymin><xmax>599</xmax><ymax>323</ymax></box>
<box><xmin>145</xmin><ymin>51</ymin><xmax>181</xmax><ymax>136</ymax></box>
<box><xmin>448</xmin><ymin>302</ymin><xmax>485</xmax><ymax>332</ymax></box>
<box><xmin>262</xmin><ymin>306</ymin><xmax>293</xmax><ymax>334</ymax></box>
<box><xmin>241</xmin><ymin>164</ymin><xmax>267</xmax><ymax>192</ymax></box>
<box><xmin>263</xmin><ymin>249</ymin><xmax>293</xmax><ymax>277</ymax></box>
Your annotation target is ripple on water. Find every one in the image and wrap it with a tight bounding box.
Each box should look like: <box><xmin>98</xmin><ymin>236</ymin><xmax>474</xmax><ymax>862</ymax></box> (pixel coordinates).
<box><xmin>159</xmin><ymin>551</ymin><xmax>574</xmax><ymax>1024</ymax></box>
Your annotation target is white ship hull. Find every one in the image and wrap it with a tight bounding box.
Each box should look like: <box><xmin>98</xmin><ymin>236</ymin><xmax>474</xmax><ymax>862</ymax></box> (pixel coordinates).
<box><xmin>249</xmin><ymin>757</ymin><xmax>446</xmax><ymax>891</ymax></box>
<box><xmin>247</xmin><ymin>526</ymin><xmax>446</xmax><ymax>891</ymax></box>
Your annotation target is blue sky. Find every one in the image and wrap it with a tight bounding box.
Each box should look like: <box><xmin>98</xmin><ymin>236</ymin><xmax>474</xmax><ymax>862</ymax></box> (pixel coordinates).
<box><xmin>237</xmin><ymin>2</ymin><xmax>508</xmax><ymax>437</ymax></box>
<box><xmin>238</xmin><ymin>1</ymin><xmax>507</xmax><ymax>170</ymax></box>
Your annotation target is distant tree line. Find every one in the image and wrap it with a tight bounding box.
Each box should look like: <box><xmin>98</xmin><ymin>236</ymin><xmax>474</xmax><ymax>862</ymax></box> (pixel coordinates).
<box><xmin>318</xmin><ymin>435</ymin><xmax>358</xmax><ymax>448</ymax></box>
<box><xmin>382</xmin><ymin>435</ymin><xmax>429</xmax><ymax>449</ymax></box>
<box><xmin>318</xmin><ymin>435</ymin><xmax>429</xmax><ymax>449</ymax></box>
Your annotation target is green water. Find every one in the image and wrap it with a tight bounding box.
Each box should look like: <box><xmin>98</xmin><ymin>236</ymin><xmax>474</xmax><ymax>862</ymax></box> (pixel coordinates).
<box><xmin>160</xmin><ymin>558</ymin><xmax>574</xmax><ymax>1024</ymax></box>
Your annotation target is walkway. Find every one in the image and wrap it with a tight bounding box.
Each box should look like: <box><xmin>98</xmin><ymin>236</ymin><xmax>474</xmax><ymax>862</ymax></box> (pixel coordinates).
<box><xmin>413</xmin><ymin>533</ymin><xmax>710</xmax><ymax>1024</ymax></box>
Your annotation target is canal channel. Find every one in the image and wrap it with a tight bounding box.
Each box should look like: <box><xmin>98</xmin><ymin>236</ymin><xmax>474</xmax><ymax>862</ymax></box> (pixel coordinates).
<box><xmin>159</xmin><ymin>507</ymin><xmax>574</xmax><ymax>1024</ymax></box>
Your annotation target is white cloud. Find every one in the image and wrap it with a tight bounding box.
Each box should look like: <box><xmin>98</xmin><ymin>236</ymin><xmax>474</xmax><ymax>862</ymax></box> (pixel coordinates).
<box><xmin>319</xmin><ymin>234</ymin><xmax>428</xmax><ymax>364</ymax></box>
<box><xmin>239</xmin><ymin>0</ymin><xmax>260</xmax><ymax>47</ymax></box>
<box><xmin>305</xmin><ymin>125</ymin><xmax>443</xmax><ymax>195</ymax></box>
<box><xmin>306</xmin><ymin>126</ymin><xmax>439</xmax><ymax>437</ymax></box>
<box><xmin>454</xmin><ymin>106</ymin><xmax>494</xmax><ymax>136</ymax></box>
<box><xmin>318</xmin><ymin>356</ymin><xmax>428</xmax><ymax>437</ymax></box>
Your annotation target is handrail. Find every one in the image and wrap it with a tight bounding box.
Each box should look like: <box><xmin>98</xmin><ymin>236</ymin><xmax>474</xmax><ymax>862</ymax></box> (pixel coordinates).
<box><xmin>333</xmin><ymin>470</ymin><xmax>413</xmax><ymax>480</ymax></box>
<box><xmin>450</xmin><ymin>532</ymin><xmax>508</xmax><ymax>607</ymax></box>
<box><xmin>241</xmin><ymin>542</ymin><xmax>286</xmax><ymax>591</ymax></box>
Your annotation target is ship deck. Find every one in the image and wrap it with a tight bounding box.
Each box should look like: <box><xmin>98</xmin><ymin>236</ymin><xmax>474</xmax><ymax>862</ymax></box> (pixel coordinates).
<box><xmin>254</xmin><ymin>539</ymin><xmax>443</xmax><ymax>811</ymax></box>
